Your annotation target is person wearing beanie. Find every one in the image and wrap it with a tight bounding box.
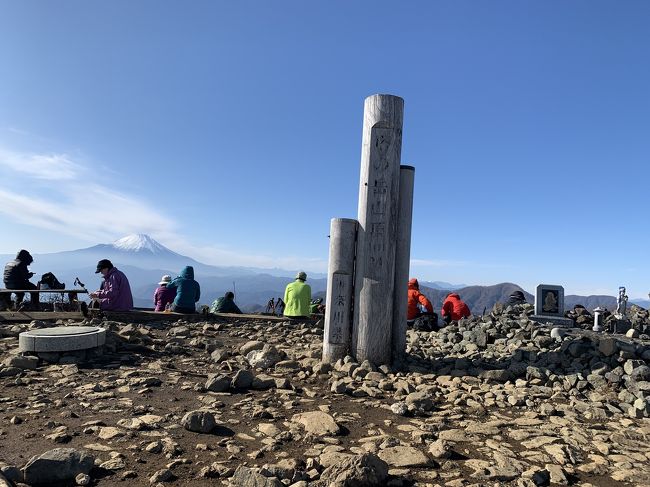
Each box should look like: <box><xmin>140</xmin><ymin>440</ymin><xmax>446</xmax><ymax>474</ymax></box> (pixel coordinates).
<box><xmin>283</xmin><ymin>271</ymin><xmax>311</xmax><ymax>318</ymax></box>
<box><xmin>153</xmin><ymin>274</ymin><xmax>176</xmax><ymax>312</ymax></box>
<box><xmin>90</xmin><ymin>259</ymin><xmax>133</xmax><ymax>311</ymax></box>
<box><xmin>209</xmin><ymin>291</ymin><xmax>242</xmax><ymax>314</ymax></box>
<box><xmin>2</xmin><ymin>249</ymin><xmax>39</xmax><ymax>309</ymax></box>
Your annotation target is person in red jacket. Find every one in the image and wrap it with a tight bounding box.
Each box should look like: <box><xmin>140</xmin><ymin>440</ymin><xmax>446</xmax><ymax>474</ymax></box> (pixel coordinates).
<box><xmin>407</xmin><ymin>278</ymin><xmax>434</xmax><ymax>322</ymax></box>
<box><xmin>441</xmin><ymin>292</ymin><xmax>471</xmax><ymax>324</ymax></box>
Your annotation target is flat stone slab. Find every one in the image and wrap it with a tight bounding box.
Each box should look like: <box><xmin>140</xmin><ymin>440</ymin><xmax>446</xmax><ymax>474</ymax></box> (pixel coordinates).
<box><xmin>19</xmin><ymin>326</ymin><xmax>106</xmax><ymax>352</ymax></box>
<box><xmin>530</xmin><ymin>315</ymin><xmax>574</xmax><ymax>327</ymax></box>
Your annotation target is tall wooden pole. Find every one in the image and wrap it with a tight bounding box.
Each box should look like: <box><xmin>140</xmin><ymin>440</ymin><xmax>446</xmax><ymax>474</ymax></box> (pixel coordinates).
<box><xmin>323</xmin><ymin>218</ymin><xmax>358</xmax><ymax>363</ymax></box>
<box><xmin>352</xmin><ymin>94</ymin><xmax>404</xmax><ymax>365</ymax></box>
<box><xmin>392</xmin><ymin>165</ymin><xmax>415</xmax><ymax>363</ymax></box>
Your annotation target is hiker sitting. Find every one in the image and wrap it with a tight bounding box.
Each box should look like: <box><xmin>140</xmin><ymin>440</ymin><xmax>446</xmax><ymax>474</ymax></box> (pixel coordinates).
<box><xmin>90</xmin><ymin>259</ymin><xmax>134</xmax><ymax>311</ymax></box>
<box><xmin>153</xmin><ymin>275</ymin><xmax>176</xmax><ymax>312</ymax></box>
<box><xmin>3</xmin><ymin>249</ymin><xmax>39</xmax><ymax>310</ymax></box>
<box><xmin>441</xmin><ymin>292</ymin><xmax>471</xmax><ymax>325</ymax></box>
<box><xmin>166</xmin><ymin>266</ymin><xmax>200</xmax><ymax>314</ymax></box>
<box><xmin>209</xmin><ymin>291</ymin><xmax>242</xmax><ymax>314</ymax></box>
<box><xmin>506</xmin><ymin>290</ymin><xmax>527</xmax><ymax>307</ymax></box>
<box><xmin>283</xmin><ymin>272</ymin><xmax>311</xmax><ymax>319</ymax></box>
<box><xmin>407</xmin><ymin>278</ymin><xmax>437</xmax><ymax>330</ymax></box>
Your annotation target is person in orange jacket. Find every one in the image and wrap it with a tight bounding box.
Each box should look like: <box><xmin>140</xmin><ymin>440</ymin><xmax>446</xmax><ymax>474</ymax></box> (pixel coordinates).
<box><xmin>407</xmin><ymin>278</ymin><xmax>434</xmax><ymax>322</ymax></box>
<box><xmin>441</xmin><ymin>292</ymin><xmax>471</xmax><ymax>324</ymax></box>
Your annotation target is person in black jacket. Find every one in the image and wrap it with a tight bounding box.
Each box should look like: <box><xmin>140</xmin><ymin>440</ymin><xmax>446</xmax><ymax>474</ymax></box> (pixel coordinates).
<box><xmin>3</xmin><ymin>249</ymin><xmax>39</xmax><ymax>309</ymax></box>
<box><xmin>506</xmin><ymin>290</ymin><xmax>527</xmax><ymax>307</ymax></box>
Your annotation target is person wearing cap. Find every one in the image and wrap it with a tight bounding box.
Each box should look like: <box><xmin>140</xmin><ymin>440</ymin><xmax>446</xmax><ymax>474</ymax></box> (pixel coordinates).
<box><xmin>90</xmin><ymin>259</ymin><xmax>133</xmax><ymax>311</ymax></box>
<box><xmin>2</xmin><ymin>249</ymin><xmax>39</xmax><ymax>310</ymax></box>
<box><xmin>209</xmin><ymin>291</ymin><xmax>242</xmax><ymax>314</ymax></box>
<box><xmin>153</xmin><ymin>274</ymin><xmax>176</xmax><ymax>312</ymax></box>
<box><xmin>283</xmin><ymin>271</ymin><xmax>312</xmax><ymax>318</ymax></box>
<box><xmin>165</xmin><ymin>266</ymin><xmax>200</xmax><ymax>314</ymax></box>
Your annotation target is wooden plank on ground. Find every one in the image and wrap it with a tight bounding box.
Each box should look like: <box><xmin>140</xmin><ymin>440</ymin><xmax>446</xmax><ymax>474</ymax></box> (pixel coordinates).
<box><xmin>101</xmin><ymin>309</ymin><xmax>299</xmax><ymax>323</ymax></box>
<box><xmin>0</xmin><ymin>289</ymin><xmax>88</xmax><ymax>294</ymax></box>
<box><xmin>0</xmin><ymin>311</ymin><xmax>84</xmax><ymax>323</ymax></box>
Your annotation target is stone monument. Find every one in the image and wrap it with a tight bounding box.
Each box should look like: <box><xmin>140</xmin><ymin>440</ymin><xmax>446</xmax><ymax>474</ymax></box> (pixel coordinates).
<box><xmin>530</xmin><ymin>284</ymin><xmax>573</xmax><ymax>327</ymax></box>
<box><xmin>611</xmin><ymin>286</ymin><xmax>632</xmax><ymax>334</ymax></box>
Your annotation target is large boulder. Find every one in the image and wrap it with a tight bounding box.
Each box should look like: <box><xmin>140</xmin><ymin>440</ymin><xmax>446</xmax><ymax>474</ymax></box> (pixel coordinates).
<box><xmin>231</xmin><ymin>369</ymin><xmax>254</xmax><ymax>389</ymax></box>
<box><xmin>319</xmin><ymin>453</ymin><xmax>389</xmax><ymax>487</ymax></box>
<box><xmin>205</xmin><ymin>374</ymin><xmax>231</xmax><ymax>392</ymax></box>
<box><xmin>246</xmin><ymin>345</ymin><xmax>282</xmax><ymax>369</ymax></box>
<box><xmin>291</xmin><ymin>411</ymin><xmax>341</xmax><ymax>436</ymax></box>
<box><xmin>231</xmin><ymin>466</ymin><xmax>282</xmax><ymax>487</ymax></box>
<box><xmin>181</xmin><ymin>410</ymin><xmax>217</xmax><ymax>434</ymax></box>
<box><xmin>22</xmin><ymin>448</ymin><xmax>94</xmax><ymax>485</ymax></box>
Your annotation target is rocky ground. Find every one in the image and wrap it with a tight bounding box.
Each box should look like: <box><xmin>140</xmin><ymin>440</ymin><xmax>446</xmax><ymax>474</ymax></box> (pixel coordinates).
<box><xmin>1</xmin><ymin>304</ymin><xmax>650</xmax><ymax>487</ymax></box>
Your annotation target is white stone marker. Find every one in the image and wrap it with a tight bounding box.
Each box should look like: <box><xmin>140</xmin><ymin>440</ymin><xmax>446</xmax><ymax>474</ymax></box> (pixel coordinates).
<box><xmin>19</xmin><ymin>326</ymin><xmax>106</xmax><ymax>352</ymax></box>
<box><xmin>323</xmin><ymin>218</ymin><xmax>358</xmax><ymax>363</ymax></box>
<box><xmin>352</xmin><ymin>94</ymin><xmax>404</xmax><ymax>365</ymax></box>
<box><xmin>392</xmin><ymin>165</ymin><xmax>415</xmax><ymax>363</ymax></box>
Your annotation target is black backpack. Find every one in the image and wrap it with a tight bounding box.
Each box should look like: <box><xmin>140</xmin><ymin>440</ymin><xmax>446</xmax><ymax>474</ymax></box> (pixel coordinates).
<box><xmin>39</xmin><ymin>272</ymin><xmax>65</xmax><ymax>290</ymax></box>
<box><xmin>413</xmin><ymin>312</ymin><xmax>439</xmax><ymax>331</ymax></box>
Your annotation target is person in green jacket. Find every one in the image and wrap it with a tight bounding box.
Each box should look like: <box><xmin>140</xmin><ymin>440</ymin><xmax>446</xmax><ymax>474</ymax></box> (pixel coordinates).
<box><xmin>209</xmin><ymin>291</ymin><xmax>242</xmax><ymax>314</ymax></box>
<box><xmin>283</xmin><ymin>271</ymin><xmax>311</xmax><ymax>318</ymax></box>
<box><xmin>166</xmin><ymin>266</ymin><xmax>200</xmax><ymax>314</ymax></box>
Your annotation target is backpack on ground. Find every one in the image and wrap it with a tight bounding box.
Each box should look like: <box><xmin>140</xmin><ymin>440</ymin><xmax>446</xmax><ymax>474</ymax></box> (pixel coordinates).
<box><xmin>413</xmin><ymin>312</ymin><xmax>439</xmax><ymax>332</ymax></box>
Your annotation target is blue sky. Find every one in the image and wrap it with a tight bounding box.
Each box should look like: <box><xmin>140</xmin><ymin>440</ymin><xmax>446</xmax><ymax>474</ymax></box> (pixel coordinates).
<box><xmin>1</xmin><ymin>1</ymin><xmax>649</xmax><ymax>297</ymax></box>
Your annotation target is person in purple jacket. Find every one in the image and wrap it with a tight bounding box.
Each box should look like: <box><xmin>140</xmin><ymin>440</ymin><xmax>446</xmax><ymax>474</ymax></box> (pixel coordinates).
<box><xmin>90</xmin><ymin>259</ymin><xmax>133</xmax><ymax>311</ymax></box>
<box><xmin>153</xmin><ymin>274</ymin><xmax>176</xmax><ymax>312</ymax></box>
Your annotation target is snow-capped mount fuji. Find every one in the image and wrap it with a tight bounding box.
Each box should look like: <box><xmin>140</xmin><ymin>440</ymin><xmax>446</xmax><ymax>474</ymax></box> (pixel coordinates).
<box><xmin>45</xmin><ymin>234</ymin><xmax>227</xmax><ymax>276</ymax></box>
<box><xmin>111</xmin><ymin>234</ymin><xmax>178</xmax><ymax>255</ymax></box>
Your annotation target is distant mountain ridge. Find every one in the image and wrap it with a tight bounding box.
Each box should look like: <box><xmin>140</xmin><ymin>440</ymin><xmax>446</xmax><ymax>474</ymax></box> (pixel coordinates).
<box><xmin>0</xmin><ymin>235</ymin><xmax>642</xmax><ymax>313</ymax></box>
<box><xmin>418</xmin><ymin>282</ymin><xmax>534</xmax><ymax>314</ymax></box>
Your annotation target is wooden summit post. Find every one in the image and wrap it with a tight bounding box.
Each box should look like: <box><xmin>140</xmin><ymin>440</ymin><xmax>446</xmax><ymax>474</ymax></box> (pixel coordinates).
<box><xmin>352</xmin><ymin>94</ymin><xmax>404</xmax><ymax>365</ymax></box>
<box><xmin>323</xmin><ymin>218</ymin><xmax>358</xmax><ymax>363</ymax></box>
<box><xmin>392</xmin><ymin>165</ymin><xmax>415</xmax><ymax>362</ymax></box>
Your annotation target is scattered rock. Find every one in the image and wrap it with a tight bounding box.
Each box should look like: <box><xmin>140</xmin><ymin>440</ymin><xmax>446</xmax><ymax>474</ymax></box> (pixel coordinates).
<box><xmin>231</xmin><ymin>465</ymin><xmax>282</xmax><ymax>487</ymax></box>
<box><xmin>291</xmin><ymin>411</ymin><xmax>341</xmax><ymax>436</ymax></box>
<box><xmin>181</xmin><ymin>410</ymin><xmax>217</xmax><ymax>434</ymax></box>
<box><xmin>22</xmin><ymin>448</ymin><xmax>94</xmax><ymax>485</ymax></box>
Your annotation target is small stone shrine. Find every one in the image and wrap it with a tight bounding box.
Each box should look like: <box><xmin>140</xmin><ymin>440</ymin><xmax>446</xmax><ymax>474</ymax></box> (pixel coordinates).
<box><xmin>530</xmin><ymin>284</ymin><xmax>574</xmax><ymax>327</ymax></box>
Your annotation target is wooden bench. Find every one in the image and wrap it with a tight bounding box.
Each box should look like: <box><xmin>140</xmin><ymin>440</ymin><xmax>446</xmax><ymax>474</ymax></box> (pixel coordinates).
<box><xmin>0</xmin><ymin>289</ymin><xmax>89</xmax><ymax>321</ymax></box>
<box><xmin>0</xmin><ymin>289</ymin><xmax>89</xmax><ymax>294</ymax></box>
<box><xmin>0</xmin><ymin>289</ymin><xmax>88</xmax><ymax>303</ymax></box>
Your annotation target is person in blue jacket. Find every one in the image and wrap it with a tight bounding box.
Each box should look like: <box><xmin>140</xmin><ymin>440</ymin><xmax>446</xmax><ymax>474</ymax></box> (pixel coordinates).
<box><xmin>166</xmin><ymin>266</ymin><xmax>200</xmax><ymax>313</ymax></box>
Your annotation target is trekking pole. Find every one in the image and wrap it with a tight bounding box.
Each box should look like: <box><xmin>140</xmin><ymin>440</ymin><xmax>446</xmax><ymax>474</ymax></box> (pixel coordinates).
<box><xmin>74</xmin><ymin>277</ymin><xmax>88</xmax><ymax>294</ymax></box>
<box><xmin>75</xmin><ymin>277</ymin><xmax>98</xmax><ymax>309</ymax></box>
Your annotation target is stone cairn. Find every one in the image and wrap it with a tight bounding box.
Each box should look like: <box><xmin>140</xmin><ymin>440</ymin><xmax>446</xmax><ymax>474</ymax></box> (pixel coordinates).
<box><xmin>323</xmin><ymin>94</ymin><xmax>414</xmax><ymax>367</ymax></box>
